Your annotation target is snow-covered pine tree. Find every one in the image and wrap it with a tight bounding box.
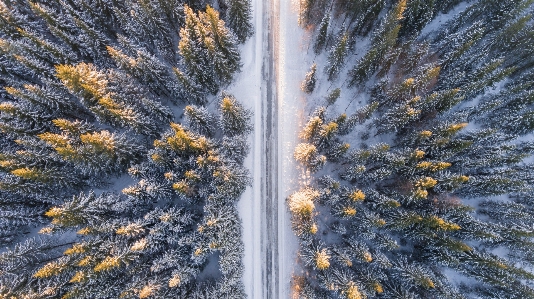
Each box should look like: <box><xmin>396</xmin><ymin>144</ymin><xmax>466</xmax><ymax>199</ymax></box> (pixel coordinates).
<box><xmin>106</xmin><ymin>45</ymin><xmax>184</xmax><ymax>100</ymax></box>
<box><xmin>39</xmin><ymin>119</ymin><xmax>145</xmax><ymax>176</ymax></box>
<box><xmin>203</xmin><ymin>5</ymin><xmax>242</xmax><ymax>85</ymax></box>
<box><xmin>302</xmin><ymin>63</ymin><xmax>317</xmax><ymax>93</ymax></box>
<box><xmin>348</xmin><ymin>0</ymin><xmax>407</xmax><ymax>86</ymax></box>
<box><xmin>226</xmin><ymin>0</ymin><xmax>254</xmax><ymax>43</ymax></box>
<box><xmin>400</xmin><ymin>0</ymin><xmax>435</xmax><ymax>37</ymax></box>
<box><xmin>325</xmin><ymin>29</ymin><xmax>349</xmax><ymax>81</ymax></box>
<box><xmin>326</xmin><ymin>88</ymin><xmax>341</xmax><ymax>105</ymax></box>
<box><xmin>314</xmin><ymin>13</ymin><xmax>330</xmax><ymax>54</ymax></box>
<box><xmin>179</xmin><ymin>5</ymin><xmax>219</xmax><ymax>94</ymax></box>
<box><xmin>179</xmin><ymin>5</ymin><xmax>242</xmax><ymax>94</ymax></box>
<box><xmin>219</xmin><ymin>92</ymin><xmax>252</xmax><ymax>137</ymax></box>
<box><xmin>184</xmin><ymin>105</ymin><xmax>216</xmax><ymax>137</ymax></box>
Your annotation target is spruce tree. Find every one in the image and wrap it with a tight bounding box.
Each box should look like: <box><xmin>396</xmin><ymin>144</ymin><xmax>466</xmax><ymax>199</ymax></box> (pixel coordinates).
<box><xmin>184</xmin><ymin>105</ymin><xmax>215</xmax><ymax>137</ymax></box>
<box><xmin>179</xmin><ymin>5</ymin><xmax>218</xmax><ymax>93</ymax></box>
<box><xmin>219</xmin><ymin>92</ymin><xmax>252</xmax><ymax>137</ymax></box>
<box><xmin>326</xmin><ymin>30</ymin><xmax>349</xmax><ymax>81</ymax></box>
<box><xmin>226</xmin><ymin>0</ymin><xmax>254</xmax><ymax>43</ymax></box>
<box><xmin>179</xmin><ymin>5</ymin><xmax>241</xmax><ymax>93</ymax></box>
<box><xmin>400</xmin><ymin>0</ymin><xmax>435</xmax><ymax>37</ymax></box>
<box><xmin>301</xmin><ymin>63</ymin><xmax>317</xmax><ymax>94</ymax></box>
<box><xmin>314</xmin><ymin>13</ymin><xmax>330</xmax><ymax>54</ymax></box>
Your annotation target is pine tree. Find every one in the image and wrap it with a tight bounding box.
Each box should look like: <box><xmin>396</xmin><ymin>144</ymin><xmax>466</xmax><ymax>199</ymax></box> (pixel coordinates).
<box><xmin>39</xmin><ymin>119</ymin><xmax>144</xmax><ymax>175</ymax></box>
<box><xmin>326</xmin><ymin>30</ymin><xmax>349</xmax><ymax>81</ymax></box>
<box><xmin>300</xmin><ymin>115</ymin><xmax>324</xmax><ymax>142</ymax></box>
<box><xmin>173</xmin><ymin>67</ymin><xmax>206</xmax><ymax>104</ymax></box>
<box><xmin>299</xmin><ymin>0</ymin><xmax>314</xmax><ymax>26</ymax></box>
<box><xmin>219</xmin><ymin>92</ymin><xmax>252</xmax><ymax>136</ymax></box>
<box><xmin>339</xmin><ymin>0</ymin><xmax>385</xmax><ymax>35</ymax></box>
<box><xmin>400</xmin><ymin>0</ymin><xmax>435</xmax><ymax>37</ymax></box>
<box><xmin>316</xmin><ymin>120</ymin><xmax>339</xmax><ymax>148</ymax></box>
<box><xmin>0</xmin><ymin>2</ymin><xmax>28</xmax><ymax>39</ymax></box>
<box><xmin>179</xmin><ymin>5</ymin><xmax>218</xmax><ymax>93</ymax></box>
<box><xmin>301</xmin><ymin>63</ymin><xmax>317</xmax><ymax>94</ymax></box>
<box><xmin>55</xmin><ymin>63</ymin><xmax>172</xmax><ymax>134</ymax></box>
<box><xmin>113</xmin><ymin>0</ymin><xmax>174</xmax><ymax>61</ymax></box>
<box><xmin>185</xmin><ymin>105</ymin><xmax>216</xmax><ymax>136</ymax></box>
<box><xmin>106</xmin><ymin>45</ymin><xmax>183</xmax><ymax>100</ymax></box>
<box><xmin>348</xmin><ymin>0</ymin><xmax>406</xmax><ymax>86</ymax></box>
<box><xmin>226</xmin><ymin>0</ymin><xmax>254</xmax><ymax>43</ymax></box>
<box><xmin>204</xmin><ymin>5</ymin><xmax>242</xmax><ymax>84</ymax></box>
<box><xmin>288</xmin><ymin>188</ymin><xmax>319</xmax><ymax>218</ymax></box>
<box><xmin>14</xmin><ymin>27</ymin><xmax>76</xmax><ymax>66</ymax></box>
<box><xmin>326</xmin><ymin>88</ymin><xmax>341</xmax><ymax>105</ymax></box>
<box><xmin>27</xmin><ymin>2</ymin><xmax>85</xmax><ymax>61</ymax></box>
<box><xmin>314</xmin><ymin>13</ymin><xmax>330</xmax><ymax>54</ymax></box>
<box><xmin>221</xmin><ymin>135</ymin><xmax>250</xmax><ymax>164</ymax></box>
<box><xmin>326</xmin><ymin>142</ymin><xmax>350</xmax><ymax>161</ymax></box>
<box><xmin>5</xmin><ymin>83</ymin><xmax>82</xmax><ymax>118</ymax></box>
<box><xmin>179</xmin><ymin>5</ymin><xmax>242</xmax><ymax>94</ymax></box>
<box><xmin>294</xmin><ymin>143</ymin><xmax>326</xmax><ymax>172</ymax></box>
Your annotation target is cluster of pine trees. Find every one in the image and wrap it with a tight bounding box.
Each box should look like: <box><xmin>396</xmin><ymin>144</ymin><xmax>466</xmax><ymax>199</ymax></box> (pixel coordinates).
<box><xmin>293</xmin><ymin>0</ymin><xmax>534</xmax><ymax>298</ymax></box>
<box><xmin>0</xmin><ymin>0</ymin><xmax>253</xmax><ymax>298</ymax></box>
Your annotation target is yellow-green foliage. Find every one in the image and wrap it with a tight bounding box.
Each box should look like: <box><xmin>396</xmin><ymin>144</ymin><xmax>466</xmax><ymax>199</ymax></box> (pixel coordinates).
<box><xmin>344</xmin><ymin>282</ymin><xmax>363</xmax><ymax>299</ymax></box>
<box><xmin>138</xmin><ymin>284</ymin><xmax>160</xmax><ymax>299</ymax></box>
<box><xmin>94</xmin><ymin>256</ymin><xmax>120</xmax><ymax>272</ymax></box>
<box><xmin>116</xmin><ymin>223</ymin><xmax>145</xmax><ymax>237</ymax></box>
<box><xmin>294</xmin><ymin>143</ymin><xmax>317</xmax><ymax>163</ymax></box>
<box><xmin>64</xmin><ymin>243</ymin><xmax>87</xmax><ymax>255</ymax></box>
<box><xmin>299</xmin><ymin>116</ymin><xmax>323</xmax><ymax>140</ymax></box>
<box><xmin>288</xmin><ymin>188</ymin><xmax>319</xmax><ymax>217</ymax></box>
<box><xmin>415</xmin><ymin>177</ymin><xmax>437</xmax><ymax>189</ymax></box>
<box><xmin>11</xmin><ymin>167</ymin><xmax>42</xmax><ymax>181</ymax></box>
<box><xmin>33</xmin><ymin>261</ymin><xmax>67</xmax><ymax>278</ymax></box>
<box><xmin>168</xmin><ymin>274</ymin><xmax>181</xmax><ymax>288</ymax></box>
<box><xmin>343</xmin><ymin>207</ymin><xmax>357</xmax><ymax>217</ymax></box>
<box><xmin>320</xmin><ymin>121</ymin><xmax>338</xmax><ymax>138</ymax></box>
<box><xmin>69</xmin><ymin>271</ymin><xmax>87</xmax><ymax>283</ymax></box>
<box><xmin>315</xmin><ymin>249</ymin><xmax>330</xmax><ymax>270</ymax></box>
<box><xmin>419</xmin><ymin>130</ymin><xmax>433</xmax><ymax>138</ymax></box>
<box><xmin>424</xmin><ymin>216</ymin><xmax>461</xmax><ymax>231</ymax></box>
<box><xmin>167</xmin><ymin>123</ymin><xmax>209</xmax><ymax>153</ymax></box>
<box><xmin>416</xmin><ymin>161</ymin><xmax>452</xmax><ymax>172</ymax></box>
<box><xmin>349</xmin><ymin>190</ymin><xmax>366</xmax><ymax>202</ymax></box>
<box><xmin>55</xmin><ymin>63</ymin><xmax>107</xmax><ymax>99</ymax></box>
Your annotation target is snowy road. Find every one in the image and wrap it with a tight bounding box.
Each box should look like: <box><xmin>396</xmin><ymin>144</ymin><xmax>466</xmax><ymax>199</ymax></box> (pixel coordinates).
<box><xmin>262</xmin><ymin>0</ymin><xmax>278</xmax><ymax>297</ymax></box>
<box><xmin>265</xmin><ymin>0</ymin><xmax>306</xmax><ymax>297</ymax></box>
<box><xmin>235</xmin><ymin>0</ymin><xmax>306</xmax><ymax>298</ymax></box>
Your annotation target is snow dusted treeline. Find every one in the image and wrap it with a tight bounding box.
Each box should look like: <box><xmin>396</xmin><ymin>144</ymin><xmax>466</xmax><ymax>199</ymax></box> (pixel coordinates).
<box><xmin>0</xmin><ymin>0</ymin><xmax>254</xmax><ymax>298</ymax></box>
<box><xmin>290</xmin><ymin>0</ymin><xmax>534</xmax><ymax>298</ymax></box>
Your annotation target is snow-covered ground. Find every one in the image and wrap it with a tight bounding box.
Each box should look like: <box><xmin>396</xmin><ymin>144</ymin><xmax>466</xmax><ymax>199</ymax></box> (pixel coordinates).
<box><xmin>228</xmin><ymin>0</ymin><xmax>263</xmax><ymax>297</ymax></box>
<box><xmin>276</xmin><ymin>0</ymin><xmax>310</xmax><ymax>298</ymax></box>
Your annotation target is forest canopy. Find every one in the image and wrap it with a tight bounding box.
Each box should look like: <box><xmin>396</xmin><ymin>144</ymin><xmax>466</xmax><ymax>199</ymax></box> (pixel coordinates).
<box><xmin>0</xmin><ymin>0</ymin><xmax>253</xmax><ymax>298</ymax></box>
<box><xmin>292</xmin><ymin>0</ymin><xmax>534</xmax><ymax>298</ymax></box>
